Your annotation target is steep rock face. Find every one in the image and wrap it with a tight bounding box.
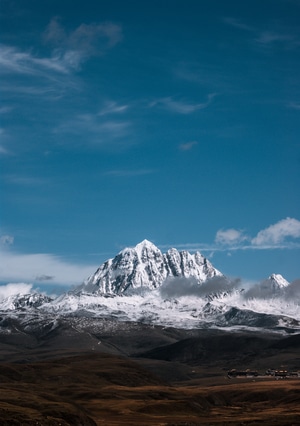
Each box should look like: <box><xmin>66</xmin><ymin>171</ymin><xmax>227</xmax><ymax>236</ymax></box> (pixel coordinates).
<box><xmin>80</xmin><ymin>240</ymin><xmax>222</xmax><ymax>295</ymax></box>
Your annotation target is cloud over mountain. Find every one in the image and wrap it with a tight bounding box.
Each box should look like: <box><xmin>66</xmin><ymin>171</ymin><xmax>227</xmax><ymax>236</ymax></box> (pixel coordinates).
<box><xmin>0</xmin><ymin>283</ymin><xmax>33</xmax><ymax>301</ymax></box>
<box><xmin>160</xmin><ymin>275</ymin><xmax>239</xmax><ymax>299</ymax></box>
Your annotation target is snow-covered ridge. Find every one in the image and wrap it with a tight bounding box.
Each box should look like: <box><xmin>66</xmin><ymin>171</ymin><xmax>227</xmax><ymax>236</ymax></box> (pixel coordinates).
<box><xmin>0</xmin><ymin>292</ymin><xmax>52</xmax><ymax>311</ymax></box>
<box><xmin>79</xmin><ymin>239</ymin><xmax>222</xmax><ymax>295</ymax></box>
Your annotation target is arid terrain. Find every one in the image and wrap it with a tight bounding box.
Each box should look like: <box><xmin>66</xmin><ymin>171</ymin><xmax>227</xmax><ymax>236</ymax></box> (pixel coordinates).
<box><xmin>1</xmin><ymin>320</ymin><xmax>300</xmax><ymax>425</ymax></box>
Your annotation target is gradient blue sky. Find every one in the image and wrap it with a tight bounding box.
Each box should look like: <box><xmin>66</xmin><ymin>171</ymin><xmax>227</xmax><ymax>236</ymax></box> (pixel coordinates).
<box><xmin>1</xmin><ymin>0</ymin><xmax>300</xmax><ymax>293</ymax></box>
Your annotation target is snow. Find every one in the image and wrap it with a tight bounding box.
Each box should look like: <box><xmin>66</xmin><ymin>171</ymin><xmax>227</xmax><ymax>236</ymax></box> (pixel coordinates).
<box><xmin>269</xmin><ymin>273</ymin><xmax>290</xmax><ymax>288</ymax></box>
<box><xmin>33</xmin><ymin>287</ymin><xmax>300</xmax><ymax>331</ymax></box>
<box><xmin>81</xmin><ymin>240</ymin><xmax>222</xmax><ymax>295</ymax></box>
<box><xmin>0</xmin><ymin>240</ymin><xmax>299</xmax><ymax>333</ymax></box>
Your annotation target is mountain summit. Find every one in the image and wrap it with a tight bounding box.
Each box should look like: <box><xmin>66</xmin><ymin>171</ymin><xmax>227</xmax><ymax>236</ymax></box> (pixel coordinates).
<box><xmin>79</xmin><ymin>240</ymin><xmax>222</xmax><ymax>295</ymax></box>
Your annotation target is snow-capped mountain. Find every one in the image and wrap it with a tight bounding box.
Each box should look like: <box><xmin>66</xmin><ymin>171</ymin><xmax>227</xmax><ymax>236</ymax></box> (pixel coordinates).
<box><xmin>244</xmin><ymin>273</ymin><xmax>290</xmax><ymax>299</ymax></box>
<box><xmin>268</xmin><ymin>274</ymin><xmax>290</xmax><ymax>289</ymax></box>
<box><xmin>79</xmin><ymin>239</ymin><xmax>222</xmax><ymax>295</ymax></box>
<box><xmin>0</xmin><ymin>292</ymin><xmax>52</xmax><ymax>311</ymax></box>
<box><xmin>0</xmin><ymin>240</ymin><xmax>299</xmax><ymax>334</ymax></box>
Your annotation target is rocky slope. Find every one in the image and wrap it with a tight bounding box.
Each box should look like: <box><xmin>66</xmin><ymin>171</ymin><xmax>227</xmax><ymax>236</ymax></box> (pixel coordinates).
<box><xmin>79</xmin><ymin>239</ymin><xmax>222</xmax><ymax>294</ymax></box>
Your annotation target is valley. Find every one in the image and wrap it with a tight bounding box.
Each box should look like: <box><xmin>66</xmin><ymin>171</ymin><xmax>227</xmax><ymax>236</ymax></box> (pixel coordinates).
<box><xmin>1</xmin><ymin>318</ymin><xmax>300</xmax><ymax>425</ymax></box>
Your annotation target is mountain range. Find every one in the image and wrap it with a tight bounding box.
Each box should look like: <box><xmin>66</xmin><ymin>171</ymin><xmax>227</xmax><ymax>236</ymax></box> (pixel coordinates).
<box><xmin>78</xmin><ymin>239</ymin><xmax>222</xmax><ymax>294</ymax></box>
<box><xmin>0</xmin><ymin>240</ymin><xmax>299</xmax><ymax>333</ymax></box>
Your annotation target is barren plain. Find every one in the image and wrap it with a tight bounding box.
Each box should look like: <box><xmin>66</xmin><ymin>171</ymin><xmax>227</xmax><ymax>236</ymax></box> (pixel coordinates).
<box><xmin>0</xmin><ymin>320</ymin><xmax>300</xmax><ymax>425</ymax></box>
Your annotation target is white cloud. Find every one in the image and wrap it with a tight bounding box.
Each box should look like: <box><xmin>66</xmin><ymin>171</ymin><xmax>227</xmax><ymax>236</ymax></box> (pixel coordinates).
<box><xmin>252</xmin><ymin>217</ymin><xmax>300</xmax><ymax>246</ymax></box>
<box><xmin>0</xmin><ymin>19</ymin><xmax>122</xmax><ymax>78</ymax></box>
<box><xmin>215</xmin><ymin>228</ymin><xmax>248</xmax><ymax>245</ymax></box>
<box><xmin>98</xmin><ymin>101</ymin><xmax>129</xmax><ymax>116</ymax></box>
<box><xmin>160</xmin><ymin>218</ymin><xmax>300</xmax><ymax>254</ymax></box>
<box><xmin>0</xmin><ymin>44</ymin><xmax>78</xmax><ymax>76</ymax></box>
<box><xmin>0</xmin><ymin>283</ymin><xmax>33</xmax><ymax>301</ymax></box>
<box><xmin>151</xmin><ymin>94</ymin><xmax>216</xmax><ymax>114</ymax></box>
<box><xmin>43</xmin><ymin>18</ymin><xmax>123</xmax><ymax>59</ymax></box>
<box><xmin>0</xmin><ymin>249</ymin><xmax>98</xmax><ymax>286</ymax></box>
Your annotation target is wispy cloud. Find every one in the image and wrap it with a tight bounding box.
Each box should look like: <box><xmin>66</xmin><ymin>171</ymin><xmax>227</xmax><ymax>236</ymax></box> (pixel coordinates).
<box><xmin>0</xmin><ymin>248</ymin><xmax>98</xmax><ymax>286</ymax></box>
<box><xmin>150</xmin><ymin>94</ymin><xmax>216</xmax><ymax>114</ymax></box>
<box><xmin>179</xmin><ymin>141</ymin><xmax>198</xmax><ymax>151</ymax></box>
<box><xmin>0</xmin><ymin>44</ymin><xmax>74</xmax><ymax>75</ymax></box>
<box><xmin>44</xmin><ymin>17</ymin><xmax>122</xmax><ymax>56</ymax></box>
<box><xmin>222</xmin><ymin>17</ymin><xmax>254</xmax><ymax>32</ymax></box>
<box><xmin>0</xmin><ymin>19</ymin><xmax>122</xmax><ymax>96</ymax></box>
<box><xmin>255</xmin><ymin>31</ymin><xmax>295</xmax><ymax>45</ymax></box>
<box><xmin>223</xmin><ymin>16</ymin><xmax>299</xmax><ymax>48</ymax></box>
<box><xmin>98</xmin><ymin>100</ymin><xmax>129</xmax><ymax>116</ymax></box>
<box><xmin>55</xmin><ymin>113</ymin><xmax>131</xmax><ymax>142</ymax></box>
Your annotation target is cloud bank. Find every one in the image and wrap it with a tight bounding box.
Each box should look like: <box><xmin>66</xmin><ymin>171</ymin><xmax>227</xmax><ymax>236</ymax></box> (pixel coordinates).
<box><xmin>0</xmin><ymin>283</ymin><xmax>33</xmax><ymax>301</ymax></box>
<box><xmin>160</xmin><ymin>275</ymin><xmax>239</xmax><ymax>299</ymax></box>
<box><xmin>0</xmin><ymin>249</ymin><xmax>98</xmax><ymax>286</ymax></box>
<box><xmin>159</xmin><ymin>274</ymin><xmax>299</xmax><ymax>303</ymax></box>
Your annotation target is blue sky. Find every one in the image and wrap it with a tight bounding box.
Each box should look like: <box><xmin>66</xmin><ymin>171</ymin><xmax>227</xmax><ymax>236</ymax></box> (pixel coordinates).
<box><xmin>1</xmin><ymin>0</ymin><xmax>300</xmax><ymax>294</ymax></box>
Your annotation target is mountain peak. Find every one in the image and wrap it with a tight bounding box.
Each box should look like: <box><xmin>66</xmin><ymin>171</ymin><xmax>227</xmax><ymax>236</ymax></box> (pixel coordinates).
<box><xmin>268</xmin><ymin>274</ymin><xmax>290</xmax><ymax>288</ymax></box>
<box><xmin>136</xmin><ymin>238</ymin><xmax>155</xmax><ymax>246</ymax></box>
<box><xmin>135</xmin><ymin>239</ymin><xmax>158</xmax><ymax>251</ymax></box>
<box><xmin>81</xmin><ymin>241</ymin><xmax>222</xmax><ymax>295</ymax></box>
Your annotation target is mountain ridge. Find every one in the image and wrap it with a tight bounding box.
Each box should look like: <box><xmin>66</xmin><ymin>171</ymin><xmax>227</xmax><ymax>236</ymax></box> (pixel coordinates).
<box><xmin>80</xmin><ymin>239</ymin><xmax>223</xmax><ymax>295</ymax></box>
